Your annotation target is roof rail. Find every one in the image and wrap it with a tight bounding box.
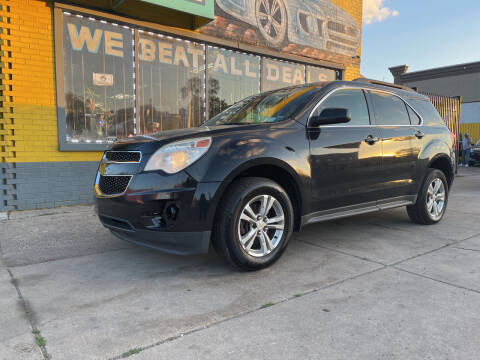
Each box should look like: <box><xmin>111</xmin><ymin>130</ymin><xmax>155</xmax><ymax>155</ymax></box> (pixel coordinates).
<box><xmin>353</xmin><ymin>78</ymin><xmax>416</xmax><ymax>92</ymax></box>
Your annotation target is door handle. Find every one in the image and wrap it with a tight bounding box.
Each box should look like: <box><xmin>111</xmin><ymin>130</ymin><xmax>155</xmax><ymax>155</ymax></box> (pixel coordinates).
<box><xmin>364</xmin><ymin>135</ymin><xmax>380</xmax><ymax>145</ymax></box>
<box><xmin>415</xmin><ymin>130</ymin><xmax>425</xmax><ymax>139</ymax></box>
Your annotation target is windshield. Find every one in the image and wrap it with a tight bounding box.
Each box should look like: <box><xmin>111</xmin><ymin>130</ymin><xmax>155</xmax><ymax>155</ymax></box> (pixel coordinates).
<box><xmin>204</xmin><ymin>86</ymin><xmax>319</xmax><ymax>126</ymax></box>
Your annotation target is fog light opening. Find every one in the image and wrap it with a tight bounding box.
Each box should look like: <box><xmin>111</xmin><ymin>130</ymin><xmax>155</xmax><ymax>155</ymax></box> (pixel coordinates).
<box><xmin>166</xmin><ymin>204</ymin><xmax>179</xmax><ymax>220</ymax></box>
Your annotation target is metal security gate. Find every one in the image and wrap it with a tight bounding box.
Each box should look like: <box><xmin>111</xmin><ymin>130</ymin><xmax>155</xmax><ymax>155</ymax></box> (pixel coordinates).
<box><xmin>421</xmin><ymin>92</ymin><xmax>461</xmax><ymax>162</ymax></box>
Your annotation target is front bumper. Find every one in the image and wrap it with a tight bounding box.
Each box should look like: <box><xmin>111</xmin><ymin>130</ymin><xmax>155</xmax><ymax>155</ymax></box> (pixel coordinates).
<box><xmin>95</xmin><ymin>163</ymin><xmax>222</xmax><ymax>255</ymax></box>
<box><xmin>109</xmin><ymin>228</ymin><xmax>211</xmax><ymax>255</ymax></box>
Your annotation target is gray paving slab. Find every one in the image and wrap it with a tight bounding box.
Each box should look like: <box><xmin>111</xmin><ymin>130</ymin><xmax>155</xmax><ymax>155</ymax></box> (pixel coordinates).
<box><xmin>0</xmin><ymin>208</ymin><xmax>132</xmax><ymax>267</ymax></box>
<box><xmin>449</xmin><ymin>168</ymin><xmax>480</xmax><ymax>214</ymax></box>
<box><xmin>396</xmin><ymin>236</ymin><xmax>480</xmax><ymax>292</ymax></box>
<box><xmin>130</xmin><ymin>268</ymin><xmax>480</xmax><ymax>360</ymax></box>
<box><xmin>456</xmin><ymin>235</ymin><xmax>480</xmax><ymax>251</ymax></box>
<box><xmin>296</xmin><ymin>206</ymin><xmax>480</xmax><ymax>265</ymax></box>
<box><xmin>10</xmin><ymin>240</ymin><xmax>381</xmax><ymax>360</ymax></box>
<box><xmin>0</xmin><ymin>270</ymin><xmax>41</xmax><ymax>360</ymax></box>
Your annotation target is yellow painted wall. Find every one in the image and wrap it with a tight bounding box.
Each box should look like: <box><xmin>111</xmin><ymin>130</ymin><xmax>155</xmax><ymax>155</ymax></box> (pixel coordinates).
<box><xmin>0</xmin><ymin>0</ymin><xmax>362</xmax><ymax>165</ymax></box>
<box><xmin>331</xmin><ymin>0</ymin><xmax>362</xmax><ymax>80</ymax></box>
<box><xmin>0</xmin><ymin>0</ymin><xmax>102</xmax><ymax>163</ymax></box>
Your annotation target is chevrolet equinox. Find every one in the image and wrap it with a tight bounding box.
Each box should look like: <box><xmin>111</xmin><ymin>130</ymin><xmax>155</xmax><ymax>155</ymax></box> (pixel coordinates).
<box><xmin>95</xmin><ymin>79</ymin><xmax>456</xmax><ymax>270</ymax></box>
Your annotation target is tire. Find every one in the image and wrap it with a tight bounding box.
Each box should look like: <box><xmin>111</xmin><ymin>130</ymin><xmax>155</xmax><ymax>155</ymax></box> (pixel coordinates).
<box><xmin>255</xmin><ymin>0</ymin><xmax>287</xmax><ymax>48</ymax></box>
<box><xmin>407</xmin><ymin>169</ymin><xmax>449</xmax><ymax>225</ymax></box>
<box><xmin>213</xmin><ymin>177</ymin><xmax>294</xmax><ymax>271</ymax></box>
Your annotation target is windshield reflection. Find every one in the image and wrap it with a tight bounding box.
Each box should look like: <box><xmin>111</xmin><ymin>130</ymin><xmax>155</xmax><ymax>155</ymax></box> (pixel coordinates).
<box><xmin>204</xmin><ymin>86</ymin><xmax>320</xmax><ymax>126</ymax></box>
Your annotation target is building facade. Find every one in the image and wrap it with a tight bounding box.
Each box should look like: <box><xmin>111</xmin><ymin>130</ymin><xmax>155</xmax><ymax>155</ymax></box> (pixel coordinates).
<box><xmin>0</xmin><ymin>0</ymin><xmax>363</xmax><ymax>212</ymax></box>
<box><xmin>389</xmin><ymin>62</ymin><xmax>480</xmax><ymax>143</ymax></box>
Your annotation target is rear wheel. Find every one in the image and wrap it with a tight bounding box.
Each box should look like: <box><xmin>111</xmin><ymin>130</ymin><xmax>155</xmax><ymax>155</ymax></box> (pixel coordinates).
<box><xmin>407</xmin><ymin>169</ymin><xmax>448</xmax><ymax>225</ymax></box>
<box><xmin>213</xmin><ymin>177</ymin><xmax>293</xmax><ymax>270</ymax></box>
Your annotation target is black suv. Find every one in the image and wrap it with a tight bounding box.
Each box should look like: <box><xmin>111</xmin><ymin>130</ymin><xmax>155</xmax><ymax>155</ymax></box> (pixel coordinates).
<box><xmin>95</xmin><ymin>79</ymin><xmax>455</xmax><ymax>270</ymax></box>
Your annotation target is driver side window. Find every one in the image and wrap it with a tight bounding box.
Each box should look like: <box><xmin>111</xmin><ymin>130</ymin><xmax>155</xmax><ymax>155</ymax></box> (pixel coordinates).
<box><xmin>312</xmin><ymin>89</ymin><xmax>370</xmax><ymax>126</ymax></box>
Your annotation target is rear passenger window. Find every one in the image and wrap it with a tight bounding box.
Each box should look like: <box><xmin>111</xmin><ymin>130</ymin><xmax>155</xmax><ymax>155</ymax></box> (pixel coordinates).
<box><xmin>370</xmin><ymin>91</ymin><xmax>410</xmax><ymax>125</ymax></box>
<box><xmin>313</xmin><ymin>89</ymin><xmax>370</xmax><ymax>126</ymax></box>
<box><xmin>406</xmin><ymin>105</ymin><xmax>421</xmax><ymax>125</ymax></box>
<box><xmin>409</xmin><ymin>98</ymin><xmax>445</xmax><ymax>126</ymax></box>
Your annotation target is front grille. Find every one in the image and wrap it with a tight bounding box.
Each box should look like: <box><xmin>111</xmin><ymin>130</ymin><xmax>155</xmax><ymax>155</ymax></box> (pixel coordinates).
<box><xmin>105</xmin><ymin>151</ymin><xmax>141</xmax><ymax>163</ymax></box>
<box><xmin>98</xmin><ymin>175</ymin><xmax>131</xmax><ymax>195</ymax></box>
<box><xmin>327</xmin><ymin>21</ymin><xmax>345</xmax><ymax>34</ymax></box>
<box><xmin>328</xmin><ymin>34</ymin><xmax>358</xmax><ymax>46</ymax></box>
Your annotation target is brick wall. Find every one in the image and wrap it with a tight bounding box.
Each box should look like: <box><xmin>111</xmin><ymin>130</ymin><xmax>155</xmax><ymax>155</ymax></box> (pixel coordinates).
<box><xmin>0</xmin><ymin>0</ymin><xmax>102</xmax><ymax>163</ymax></box>
<box><xmin>332</xmin><ymin>0</ymin><xmax>362</xmax><ymax>80</ymax></box>
<box><xmin>0</xmin><ymin>0</ymin><xmax>101</xmax><ymax>211</ymax></box>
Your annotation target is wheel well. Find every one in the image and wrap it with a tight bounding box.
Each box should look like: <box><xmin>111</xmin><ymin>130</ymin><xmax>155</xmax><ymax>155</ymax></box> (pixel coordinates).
<box><xmin>429</xmin><ymin>156</ymin><xmax>454</xmax><ymax>187</ymax></box>
<box><xmin>221</xmin><ymin>165</ymin><xmax>303</xmax><ymax>231</ymax></box>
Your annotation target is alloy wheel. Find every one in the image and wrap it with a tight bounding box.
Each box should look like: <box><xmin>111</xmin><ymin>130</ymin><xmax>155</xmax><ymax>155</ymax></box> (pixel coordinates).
<box><xmin>426</xmin><ymin>178</ymin><xmax>446</xmax><ymax>220</ymax></box>
<box><xmin>237</xmin><ymin>194</ymin><xmax>285</xmax><ymax>257</ymax></box>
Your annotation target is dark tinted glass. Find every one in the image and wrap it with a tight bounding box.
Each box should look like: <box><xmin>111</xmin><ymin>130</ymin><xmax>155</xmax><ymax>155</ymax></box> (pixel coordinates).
<box><xmin>62</xmin><ymin>13</ymin><xmax>135</xmax><ymax>143</ymax></box>
<box><xmin>370</xmin><ymin>91</ymin><xmax>410</xmax><ymax>125</ymax></box>
<box><xmin>207</xmin><ymin>47</ymin><xmax>260</xmax><ymax>118</ymax></box>
<box><xmin>138</xmin><ymin>34</ymin><xmax>205</xmax><ymax>134</ymax></box>
<box><xmin>406</xmin><ymin>104</ymin><xmax>421</xmax><ymax>125</ymax></box>
<box><xmin>313</xmin><ymin>89</ymin><xmax>369</xmax><ymax>126</ymax></box>
<box><xmin>409</xmin><ymin>98</ymin><xmax>444</xmax><ymax>126</ymax></box>
<box><xmin>205</xmin><ymin>86</ymin><xmax>317</xmax><ymax>126</ymax></box>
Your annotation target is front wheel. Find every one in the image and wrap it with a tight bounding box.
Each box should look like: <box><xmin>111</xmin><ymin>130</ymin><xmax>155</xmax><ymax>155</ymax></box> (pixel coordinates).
<box><xmin>407</xmin><ymin>169</ymin><xmax>449</xmax><ymax>225</ymax></box>
<box><xmin>213</xmin><ymin>177</ymin><xmax>294</xmax><ymax>271</ymax></box>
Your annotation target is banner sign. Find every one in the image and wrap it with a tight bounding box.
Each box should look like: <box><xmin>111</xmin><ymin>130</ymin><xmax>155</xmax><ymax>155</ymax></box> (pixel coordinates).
<box><xmin>140</xmin><ymin>0</ymin><xmax>214</xmax><ymax>19</ymax></box>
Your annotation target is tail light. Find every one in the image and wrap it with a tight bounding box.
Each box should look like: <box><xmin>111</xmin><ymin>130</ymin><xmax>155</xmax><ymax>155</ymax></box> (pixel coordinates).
<box><xmin>450</xmin><ymin>131</ymin><xmax>456</xmax><ymax>150</ymax></box>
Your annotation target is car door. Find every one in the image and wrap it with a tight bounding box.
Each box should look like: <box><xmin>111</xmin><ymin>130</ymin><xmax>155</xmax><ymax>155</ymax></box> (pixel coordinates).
<box><xmin>368</xmin><ymin>90</ymin><xmax>419</xmax><ymax>201</ymax></box>
<box><xmin>308</xmin><ymin>88</ymin><xmax>384</xmax><ymax>212</ymax></box>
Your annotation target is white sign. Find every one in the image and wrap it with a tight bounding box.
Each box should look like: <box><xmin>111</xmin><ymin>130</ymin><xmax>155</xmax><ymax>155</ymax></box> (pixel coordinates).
<box><xmin>93</xmin><ymin>73</ymin><xmax>114</xmax><ymax>86</ymax></box>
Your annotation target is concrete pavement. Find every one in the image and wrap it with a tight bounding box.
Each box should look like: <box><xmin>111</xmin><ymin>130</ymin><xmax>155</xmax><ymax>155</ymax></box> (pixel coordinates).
<box><xmin>0</xmin><ymin>167</ymin><xmax>479</xmax><ymax>359</ymax></box>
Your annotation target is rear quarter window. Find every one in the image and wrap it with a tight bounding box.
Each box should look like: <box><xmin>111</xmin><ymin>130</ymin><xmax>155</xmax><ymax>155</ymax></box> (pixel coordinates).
<box><xmin>409</xmin><ymin>98</ymin><xmax>445</xmax><ymax>126</ymax></box>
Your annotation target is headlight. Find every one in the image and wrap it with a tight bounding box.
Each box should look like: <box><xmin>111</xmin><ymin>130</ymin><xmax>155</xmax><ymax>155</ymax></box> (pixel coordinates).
<box><xmin>144</xmin><ymin>137</ymin><xmax>212</xmax><ymax>174</ymax></box>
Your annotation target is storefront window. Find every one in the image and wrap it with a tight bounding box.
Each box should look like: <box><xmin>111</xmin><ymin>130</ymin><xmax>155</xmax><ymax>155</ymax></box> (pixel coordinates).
<box><xmin>306</xmin><ymin>65</ymin><xmax>336</xmax><ymax>83</ymax></box>
<box><xmin>207</xmin><ymin>47</ymin><xmax>260</xmax><ymax>118</ymax></box>
<box><xmin>138</xmin><ymin>33</ymin><xmax>205</xmax><ymax>133</ymax></box>
<box><xmin>57</xmin><ymin>10</ymin><xmax>342</xmax><ymax>150</ymax></box>
<box><xmin>261</xmin><ymin>58</ymin><xmax>305</xmax><ymax>91</ymax></box>
<box><xmin>62</xmin><ymin>13</ymin><xmax>135</xmax><ymax>143</ymax></box>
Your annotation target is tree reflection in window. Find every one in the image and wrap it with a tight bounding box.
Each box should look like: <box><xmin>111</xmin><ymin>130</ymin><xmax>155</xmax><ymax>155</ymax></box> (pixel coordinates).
<box><xmin>63</xmin><ymin>13</ymin><xmax>135</xmax><ymax>143</ymax></box>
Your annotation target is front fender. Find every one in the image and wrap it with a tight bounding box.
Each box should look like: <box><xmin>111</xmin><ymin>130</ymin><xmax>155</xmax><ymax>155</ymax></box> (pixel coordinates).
<box><xmin>186</xmin><ymin>126</ymin><xmax>310</xmax><ymax>230</ymax></box>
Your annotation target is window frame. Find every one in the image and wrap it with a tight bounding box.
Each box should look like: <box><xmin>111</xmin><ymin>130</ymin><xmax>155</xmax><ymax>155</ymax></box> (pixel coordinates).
<box><xmin>307</xmin><ymin>86</ymin><xmax>425</xmax><ymax>128</ymax></box>
<box><xmin>53</xmin><ymin>4</ymin><xmax>344</xmax><ymax>151</ymax></box>
<box><xmin>368</xmin><ymin>90</ymin><xmax>412</xmax><ymax>126</ymax></box>
<box><xmin>308</xmin><ymin>87</ymin><xmax>372</xmax><ymax>127</ymax></box>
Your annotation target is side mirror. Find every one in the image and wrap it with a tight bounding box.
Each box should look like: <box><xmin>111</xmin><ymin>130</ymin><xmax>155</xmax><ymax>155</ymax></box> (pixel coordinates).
<box><xmin>309</xmin><ymin>108</ymin><xmax>351</xmax><ymax>127</ymax></box>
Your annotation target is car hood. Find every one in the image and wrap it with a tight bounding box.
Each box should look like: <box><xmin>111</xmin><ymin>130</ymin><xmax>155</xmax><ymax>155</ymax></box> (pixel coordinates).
<box><xmin>110</xmin><ymin>124</ymin><xmax>262</xmax><ymax>154</ymax></box>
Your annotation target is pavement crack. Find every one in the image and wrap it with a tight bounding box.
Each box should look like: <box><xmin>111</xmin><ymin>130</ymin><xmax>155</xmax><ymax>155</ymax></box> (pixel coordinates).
<box><xmin>108</xmin><ymin>264</ymin><xmax>388</xmax><ymax>360</ymax></box>
<box><xmin>6</xmin><ymin>245</ymin><xmax>134</xmax><ymax>269</ymax></box>
<box><xmin>296</xmin><ymin>238</ymin><xmax>387</xmax><ymax>266</ymax></box>
<box><xmin>452</xmin><ymin>246</ymin><xmax>480</xmax><ymax>253</ymax></box>
<box><xmin>393</xmin><ymin>266</ymin><xmax>480</xmax><ymax>295</ymax></box>
<box><xmin>6</xmin><ymin>269</ymin><xmax>51</xmax><ymax>360</ymax></box>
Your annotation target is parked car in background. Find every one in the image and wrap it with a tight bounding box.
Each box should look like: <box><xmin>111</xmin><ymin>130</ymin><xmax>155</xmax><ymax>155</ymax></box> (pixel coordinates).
<box><xmin>95</xmin><ymin>79</ymin><xmax>455</xmax><ymax>270</ymax></box>
<box><xmin>470</xmin><ymin>139</ymin><xmax>480</xmax><ymax>166</ymax></box>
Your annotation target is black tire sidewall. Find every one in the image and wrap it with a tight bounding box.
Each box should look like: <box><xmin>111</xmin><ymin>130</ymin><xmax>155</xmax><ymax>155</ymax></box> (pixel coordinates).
<box><xmin>418</xmin><ymin>169</ymin><xmax>449</xmax><ymax>224</ymax></box>
<box><xmin>227</xmin><ymin>182</ymin><xmax>293</xmax><ymax>269</ymax></box>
